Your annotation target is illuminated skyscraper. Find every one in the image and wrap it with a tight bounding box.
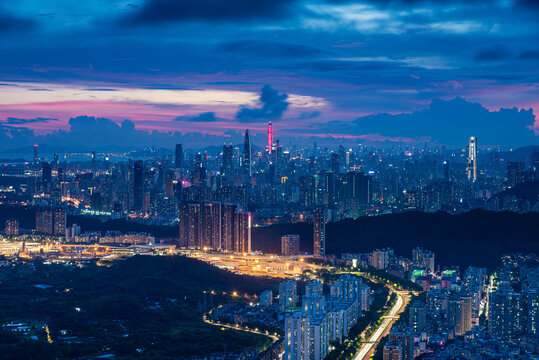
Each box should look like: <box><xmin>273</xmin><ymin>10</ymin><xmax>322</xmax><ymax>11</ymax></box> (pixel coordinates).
<box><xmin>242</xmin><ymin>129</ymin><xmax>251</xmax><ymax>178</ymax></box>
<box><xmin>313</xmin><ymin>208</ymin><xmax>326</xmax><ymax>258</ymax></box>
<box><xmin>466</xmin><ymin>136</ymin><xmax>477</xmax><ymax>181</ymax></box>
<box><xmin>267</xmin><ymin>121</ymin><xmax>273</xmax><ymax>154</ymax></box>
<box><xmin>33</xmin><ymin>144</ymin><xmax>38</xmax><ymax>164</ymax></box>
<box><xmin>53</xmin><ymin>207</ymin><xmax>66</xmax><ymax>237</ymax></box>
<box><xmin>133</xmin><ymin>160</ymin><xmax>144</xmax><ymax>213</ymax></box>
<box><xmin>282</xmin><ymin>234</ymin><xmax>300</xmax><ymax>256</ymax></box>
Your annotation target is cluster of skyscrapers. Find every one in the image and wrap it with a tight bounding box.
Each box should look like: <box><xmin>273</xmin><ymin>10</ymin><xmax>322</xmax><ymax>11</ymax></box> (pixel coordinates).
<box><xmin>179</xmin><ymin>202</ymin><xmax>251</xmax><ymax>253</ymax></box>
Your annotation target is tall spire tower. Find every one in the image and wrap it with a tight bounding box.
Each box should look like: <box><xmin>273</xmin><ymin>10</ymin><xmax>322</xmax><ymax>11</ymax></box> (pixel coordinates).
<box><xmin>267</xmin><ymin>121</ymin><xmax>273</xmax><ymax>154</ymax></box>
<box><xmin>466</xmin><ymin>136</ymin><xmax>477</xmax><ymax>181</ymax></box>
<box><xmin>243</xmin><ymin>129</ymin><xmax>251</xmax><ymax>177</ymax></box>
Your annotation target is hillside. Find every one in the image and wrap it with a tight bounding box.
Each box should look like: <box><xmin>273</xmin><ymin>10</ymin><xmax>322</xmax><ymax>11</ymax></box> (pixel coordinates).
<box><xmin>252</xmin><ymin>210</ymin><xmax>539</xmax><ymax>270</ymax></box>
<box><xmin>0</xmin><ymin>255</ymin><xmax>277</xmax><ymax>359</ymax></box>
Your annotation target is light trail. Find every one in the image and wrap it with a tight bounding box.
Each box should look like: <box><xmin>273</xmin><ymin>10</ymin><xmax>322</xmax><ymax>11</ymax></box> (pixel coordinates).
<box><xmin>353</xmin><ymin>291</ymin><xmax>405</xmax><ymax>360</ymax></box>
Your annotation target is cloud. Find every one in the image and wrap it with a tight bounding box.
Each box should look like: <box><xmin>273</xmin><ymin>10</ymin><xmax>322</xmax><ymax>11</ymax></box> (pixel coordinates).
<box><xmin>175</xmin><ymin>112</ymin><xmax>218</xmax><ymax>122</ymax></box>
<box><xmin>518</xmin><ymin>49</ymin><xmax>539</xmax><ymax>59</ymax></box>
<box><xmin>4</xmin><ymin>117</ymin><xmax>58</xmax><ymax>125</ymax></box>
<box><xmin>320</xmin><ymin>97</ymin><xmax>537</xmax><ymax>146</ymax></box>
<box><xmin>0</xmin><ymin>12</ymin><xmax>36</xmax><ymax>33</ymax></box>
<box><xmin>222</xmin><ymin>40</ymin><xmax>331</xmax><ymax>58</ymax></box>
<box><xmin>236</xmin><ymin>85</ymin><xmax>289</xmax><ymax>122</ymax></box>
<box><xmin>122</xmin><ymin>0</ymin><xmax>298</xmax><ymax>25</ymax></box>
<box><xmin>475</xmin><ymin>45</ymin><xmax>512</xmax><ymax>61</ymax></box>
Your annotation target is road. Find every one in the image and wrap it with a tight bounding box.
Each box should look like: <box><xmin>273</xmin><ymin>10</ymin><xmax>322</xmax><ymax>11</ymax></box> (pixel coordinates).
<box><xmin>353</xmin><ymin>289</ymin><xmax>406</xmax><ymax>360</ymax></box>
<box><xmin>202</xmin><ymin>312</ymin><xmax>279</xmax><ymax>342</ymax></box>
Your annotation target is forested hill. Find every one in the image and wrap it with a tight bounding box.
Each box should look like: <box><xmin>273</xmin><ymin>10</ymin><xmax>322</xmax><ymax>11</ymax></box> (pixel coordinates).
<box><xmin>252</xmin><ymin>210</ymin><xmax>539</xmax><ymax>270</ymax></box>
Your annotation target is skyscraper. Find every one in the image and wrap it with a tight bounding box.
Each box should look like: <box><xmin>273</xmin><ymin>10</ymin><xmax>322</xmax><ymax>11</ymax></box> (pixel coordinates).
<box><xmin>313</xmin><ymin>208</ymin><xmax>326</xmax><ymax>258</ymax></box>
<box><xmin>133</xmin><ymin>160</ymin><xmax>144</xmax><ymax>213</ymax></box>
<box><xmin>42</xmin><ymin>162</ymin><xmax>52</xmax><ymax>183</ymax></box>
<box><xmin>242</xmin><ymin>129</ymin><xmax>251</xmax><ymax>178</ymax></box>
<box><xmin>267</xmin><ymin>121</ymin><xmax>273</xmax><ymax>154</ymax></box>
<box><xmin>466</xmin><ymin>136</ymin><xmax>477</xmax><ymax>181</ymax></box>
<box><xmin>175</xmin><ymin>143</ymin><xmax>183</xmax><ymax>169</ymax></box>
<box><xmin>222</xmin><ymin>144</ymin><xmax>233</xmax><ymax>175</ymax></box>
<box><xmin>282</xmin><ymin>234</ymin><xmax>300</xmax><ymax>256</ymax></box>
<box><xmin>33</xmin><ymin>144</ymin><xmax>38</xmax><ymax>164</ymax></box>
<box><xmin>53</xmin><ymin>207</ymin><xmax>66</xmax><ymax>237</ymax></box>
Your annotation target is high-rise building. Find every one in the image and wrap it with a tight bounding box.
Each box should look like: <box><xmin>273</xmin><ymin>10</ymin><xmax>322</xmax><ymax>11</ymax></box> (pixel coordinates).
<box><xmin>222</xmin><ymin>145</ymin><xmax>233</xmax><ymax>176</ymax></box>
<box><xmin>35</xmin><ymin>207</ymin><xmax>65</xmax><ymax>237</ymax></box>
<box><xmin>53</xmin><ymin>207</ymin><xmax>66</xmax><ymax>237</ymax></box>
<box><xmin>267</xmin><ymin>121</ymin><xmax>274</xmax><ymax>155</ymax></box>
<box><xmin>133</xmin><ymin>160</ymin><xmax>144</xmax><ymax>213</ymax></box>
<box><xmin>507</xmin><ymin>161</ymin><xmax>525</xmax><ymax>187</ymax></box>
<box><xmin>313</xmin><ymin>208</ymin><xmax>326</xmax><ymax>258</ymax></box>
<box><xmin>33</xmin><ymin>144</ymin><xmax>38</xmax><ymax>164</ymax></box>
<box><xmin>282</xmin><ymin>234</ymin><xmax>300</xmax><ymax>256</ymax></box>
<box><xmin>42</xmin><ymin>162</ymin><xmax>52</xmax><ymax>183</ymax></box>
<box><xmin>466</xmin><ymin>136</ymin><xmax>477</xmax><ymax>181</ymax></box>
<box><xmin>235</xmin><ymin>211</ymin><xmax>251</xmax><ymax>254</ymax></box>
<box><xmin>279</xmin><ymin>280</ymin><xmax>298</xmax><ymax>309</ymax></box>
<box><xmin>260</xmin><ymin>290</ymin><xmax>273</xmax><ymax>307</ymax></box>
<box><xmin>35</xmin><ymin>207</ymin><xmax>53</xmax><ymax>235</ymax></box>
<box><xmin>242</xmin><ymin>129</ymin><xmax>251</xmax><ymax>178</ymax></box>
<box><xmin>488</xmin><ymin>286</ymin><xmax>523</xmax><ymax>337</ymax></box>
<box><xmin>165</xmin><ymin>170</ymin><xmax>175</xmax><ymax>197</ymax></box>
<box><xmin>175</xmin><ymin>143</ymin><xmax>183</xmax><ymax>168</ymax></box>
<box><xmin>408</xmin><ymin>301</ymin><xmax>426</xmax><ymax>332</ymax></box>
<box><xmin>284</xmin><ymin>313</ymin><xmax>310</xmax><ymax>360</ymax></box>
<box><xmin>5</xmin><ymin>219</ymin><xmax>19</xmax><ymax>236</ymax></box>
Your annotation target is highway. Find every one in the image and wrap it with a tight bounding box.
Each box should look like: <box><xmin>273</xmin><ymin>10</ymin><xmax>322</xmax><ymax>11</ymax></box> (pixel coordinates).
<box><xmin>353</xmin><ymin>290</ymin><xmax>406</xmax><ymax>360</ymax></box>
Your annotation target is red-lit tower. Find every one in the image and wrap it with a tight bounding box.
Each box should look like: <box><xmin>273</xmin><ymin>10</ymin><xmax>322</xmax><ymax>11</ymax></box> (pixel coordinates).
<box><xmin>267</xmin><ymin>121</ymin><xmax>273</xmax><ymax>154</ymax></box>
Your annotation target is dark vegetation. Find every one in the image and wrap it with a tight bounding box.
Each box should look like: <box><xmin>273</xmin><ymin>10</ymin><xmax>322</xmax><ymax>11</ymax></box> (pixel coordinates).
<box><xmin>253</xmin><ymin>210</ymin><xmax>539</xmax><ymax>270</ymax></box>
<box><xmin>0</xmin><ymin>256</ymin><xmax>276</xmax><ymax>359</ymax></box>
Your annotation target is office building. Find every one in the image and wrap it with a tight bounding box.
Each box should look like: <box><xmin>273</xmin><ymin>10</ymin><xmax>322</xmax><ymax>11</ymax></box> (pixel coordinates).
<box><xmin>5</xmin><ymin>219</ymin><xmax>19</xmax><ymax>236</ymax></box>
<box><xmin>313</xmin><ymin>208</ymin><xmax>326</xmax><ymax>258</ymax></box>
<box><xmin>466</xmin><ymin>136</ymin><xmax>477</xmax><ymax>181</ymax></box>
<box><xmin>243</xmin><ymin>129</ymin><xmax>251</xmax><ymax>178</ymax></box>
<box><xmin>175</xmin><ymin>143</ymin><xmax>183</xmax><ymax>168</ymax></box>
<box><xmin>133</xmin><ymin>160</ymin><xmax>144</xmax><ymax>213</ymax></box>
<box><xmin>282</xmin><ymin>234</ymin><xmax>300</xmax><ymax>257</ymax></box>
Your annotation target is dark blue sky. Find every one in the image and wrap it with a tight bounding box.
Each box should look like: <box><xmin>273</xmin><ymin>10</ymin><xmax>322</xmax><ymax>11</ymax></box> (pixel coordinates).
<box><xmin>0</xmin><ymin>0</ymin><xmax>538</xmax><ymax>149</ymax></box>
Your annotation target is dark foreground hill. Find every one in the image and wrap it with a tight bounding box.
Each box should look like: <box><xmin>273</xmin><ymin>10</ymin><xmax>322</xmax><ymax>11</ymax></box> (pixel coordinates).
<box><xmin>0</xmin><ymin>255</ymin><xmax>276</xmax><ymax>359</ymax></box>
<box><xmin>252</xmin><ymin>210</ymin><xmax>539</xmax><ymax>270</ymax></box>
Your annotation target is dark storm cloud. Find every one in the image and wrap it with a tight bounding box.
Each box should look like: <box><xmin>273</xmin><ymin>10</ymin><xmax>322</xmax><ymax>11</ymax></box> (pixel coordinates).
<box><xmin>323</xmin><ymin>97</ymin><xmax>537</xmax><ymax>146</ymax></box>
<box><xmin>236</xmin><ymin>85</ymin><xmax>289</xmax><ymax>122</ymax></box>
<box><xmin>175</xmin><ymin>112</ymin><xmax>218</xmax><ymax>122</ymax></box>
<box><xmin>0</xmin><ymin>12</ymin><xmax>36</xmax><ymax>33</ymax></box>
<box><xmin>4</xmin><ymin>117</ymin><xmax>58</xmax><ymax>125</ymax></box>
<box><xmin>475</xmin><ymin>45</ymin><xmax>512</xmax><ymax>61</ymax></box>
<box><xmin>122</xmin><ymin>0</ymin><xmax>298</xmax><ymax>25</ymax></box>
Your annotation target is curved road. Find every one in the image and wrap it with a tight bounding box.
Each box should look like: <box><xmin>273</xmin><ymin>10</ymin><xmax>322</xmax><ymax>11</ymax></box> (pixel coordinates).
<box><xmin>202</xmin><ymin>313</ymin><xmax>279</xmax><ymax>342</ymax></box>
<box><xmin>353</xmin><ymin>290</ymin><xmax>406</xmax><ymax>360</ymax></box>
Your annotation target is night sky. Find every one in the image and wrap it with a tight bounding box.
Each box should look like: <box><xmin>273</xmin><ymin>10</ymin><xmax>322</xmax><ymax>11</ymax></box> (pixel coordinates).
<box><xmin>0</xmin><ymin>0</ymin><xmax>538</xmax><ymax>149</ymax></box>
